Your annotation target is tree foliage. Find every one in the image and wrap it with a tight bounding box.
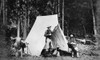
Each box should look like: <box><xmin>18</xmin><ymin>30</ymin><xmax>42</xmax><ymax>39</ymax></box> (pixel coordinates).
<box><xmin>7</xmin><ymin>0</ymin><xmax>55</xmax><ymax>38</ymax></box>
<box><xmin>7</xmin><ymin>0</ymin><xmax>54</xmax><ymax>25</ymax></box>
<box><xmin>6</xmin><ymin>0</ymin><xmax>95</xmax><ymax>38</ymax></box>
<box><xmin>64</xmin><ymin>0</ymin><xmax>94</xmax><ymax>38</ymax></box>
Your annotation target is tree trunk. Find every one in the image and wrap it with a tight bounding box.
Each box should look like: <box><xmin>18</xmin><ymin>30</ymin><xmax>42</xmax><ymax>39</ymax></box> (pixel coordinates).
<box><xmin>83</xmin><ymin>25</ymin><xmax>86</xmax><ymax>36</ymax></box>
<box><xmin>3</xmin><ymin>0</ymin><xmax>6</xmax><ymax>25</ymax></box>
<box><xmin>23</xmin><ymin>18</ymin><xmax>27</xmax><ymax>39</ymax></box>
<box><xmin>95</xmin><ymin>0</ymin><xmax>100</xmax><ymax>46</ymax></box>
<box><xmin>62</xmin><ymin>0</ymin><xmax>64</xmax><ymax>32</ymax></box>
<box><xmin>17</xmin><ymin>20</ymin><xmax>20</xmax><ymax>38</ymax></box>
<box><xmin>96</xmin><ymin>0</ymin><xmax>100</xmax><ymax>36</ymax></box>
<box><xmin>23</xmin><ymin>11</ymin><xmax>27</xmax><ymax>40</ymax></box>
<box><xmin>0</xmin><ymin>0</ymin><xmax>2</xmax><ymax>14</ymax></box>
<box><xmin>91</xmin><ymin>0</ymin><xmax>97</xmax><ymax>36</ymax></box>
<box><xmin>58</xmin><ymin>0</ymin><xmax>60</xmax><ymax>18</ymax></box>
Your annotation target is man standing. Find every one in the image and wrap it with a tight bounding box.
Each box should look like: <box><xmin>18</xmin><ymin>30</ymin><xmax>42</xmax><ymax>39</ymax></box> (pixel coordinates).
<box><xmin>44</xmin><ymin>26</ymin><xmax>53</xmax><ymax>53</ymax></box>
<box><xmin>44</xmin><ymin>26</ymin><xmax>52</xmax><ymax>39</ymax></box>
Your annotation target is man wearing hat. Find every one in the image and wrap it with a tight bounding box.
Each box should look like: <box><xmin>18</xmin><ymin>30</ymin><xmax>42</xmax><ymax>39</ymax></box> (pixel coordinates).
<box><xmin>44</xmin><ymin>26</ymin><xmax>53</xmax><ymax>56</ymax></box>
<box><xmin>44</xmin><ymin>26</ymin><xmax>52</xmax><ymax>39</ymax></box>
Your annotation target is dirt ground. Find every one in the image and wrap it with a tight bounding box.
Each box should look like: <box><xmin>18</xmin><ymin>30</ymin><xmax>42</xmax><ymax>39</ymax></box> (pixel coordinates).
<box><xmin>0</xmin><ymin>30</ymin><xmax>100</xmax><ymax>60</ymax></box>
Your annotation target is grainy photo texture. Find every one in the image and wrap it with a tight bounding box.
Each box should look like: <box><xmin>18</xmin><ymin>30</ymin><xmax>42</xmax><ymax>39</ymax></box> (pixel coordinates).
<box><xmin>0</xmin><ymin>0</ymin><xmax>100</xmax><ymax>60</ymax></box>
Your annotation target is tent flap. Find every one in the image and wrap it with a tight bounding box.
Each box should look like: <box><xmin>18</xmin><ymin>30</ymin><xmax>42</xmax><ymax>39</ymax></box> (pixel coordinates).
<box><xmin>51</xmin><ymin>25</ymin><xmax>68</xmax><ymax>51</ymax></box>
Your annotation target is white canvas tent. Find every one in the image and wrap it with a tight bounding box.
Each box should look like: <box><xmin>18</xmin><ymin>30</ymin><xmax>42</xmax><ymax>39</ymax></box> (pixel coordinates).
<box><xmin>25</xmin><ymin>14</ymin><xmax>68</xmax><ymax>56</ymax></box>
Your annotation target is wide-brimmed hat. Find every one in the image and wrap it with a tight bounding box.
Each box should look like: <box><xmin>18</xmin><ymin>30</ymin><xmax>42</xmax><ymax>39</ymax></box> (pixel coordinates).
<box><xmin>47</xmin><ymin>26</ymin><xmax>51</xmax><ymax>28</ymax></box>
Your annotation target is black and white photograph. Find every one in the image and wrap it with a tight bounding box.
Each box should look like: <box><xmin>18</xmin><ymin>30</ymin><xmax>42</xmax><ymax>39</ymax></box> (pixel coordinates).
<box><xmin>0</xmin><ymin>0</ymin><xmax>100</xmax><ymax>60</ymax></box>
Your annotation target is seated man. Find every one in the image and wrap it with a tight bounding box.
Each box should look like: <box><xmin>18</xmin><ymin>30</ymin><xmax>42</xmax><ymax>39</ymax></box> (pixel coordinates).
<box><xmin>10</xmin><ymin>35</ymin><xmax>16</xmax><ymax>44</ymax></box>
<box><xmin>20</xmin><ymin>39</ymin><xmax>26</xmax><ymax>54</ymax></box>
<box><xmin>11</xmin><ymin>37</ymin><xmax>26</xmax><ymax>57</ymax></box>
<box><xmin>68</xmin><ymin>35</ymin><xmax>79</xmax><ymax>57</ymax></box>
<box><xmin>68</xmin><ymin>42</ymin><xmax>79</xmax><ymax>57</ymax></box>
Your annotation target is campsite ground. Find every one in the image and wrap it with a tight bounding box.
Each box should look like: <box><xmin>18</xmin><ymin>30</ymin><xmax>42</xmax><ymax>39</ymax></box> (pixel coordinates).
<box><xmin>0</xmin><ymin>30</ymin><xmax>100</xmax><ymax>60</ymax></box>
